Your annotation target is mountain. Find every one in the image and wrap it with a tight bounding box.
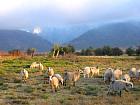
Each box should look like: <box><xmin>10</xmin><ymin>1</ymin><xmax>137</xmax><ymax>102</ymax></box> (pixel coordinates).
<box><xmin>41</xmin><ymin>24</ymin><xmax>94</xmax><ymax>43</ymax></box>
<box><xmin>0</xmin><ymin>30</ymin><xmax>52</xmax><ymax>52</ymax></box>
<box><xmin>68</xmin><ymin>22</ymin><xmax>140</xmax><ymax>49</ymax></box>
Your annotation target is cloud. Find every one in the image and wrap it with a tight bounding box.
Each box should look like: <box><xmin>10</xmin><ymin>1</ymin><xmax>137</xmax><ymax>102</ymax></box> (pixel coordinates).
<box><xmin>0</xmin><ymin>0</ymin><xmax>140</xmax><ymax>29</ymax></box>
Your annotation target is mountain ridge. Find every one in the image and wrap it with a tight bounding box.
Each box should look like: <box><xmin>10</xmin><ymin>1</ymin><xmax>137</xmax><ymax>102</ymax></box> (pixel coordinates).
<box><xmin>0</xmin><ymin>30</ymin><xmax>52</xmax><ymax>52</ymax></box>
<box><xmin>68</xmin><ymin>22</ymin><xmax>140</xmax><ymax>49</ymax></box>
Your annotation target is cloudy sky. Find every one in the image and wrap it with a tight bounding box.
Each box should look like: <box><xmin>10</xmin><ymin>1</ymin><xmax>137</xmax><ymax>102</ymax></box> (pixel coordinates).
<box><xmin>0</xmin><ymin>0</ymin><xmax>140</xmax><ymax>29</ymax></box>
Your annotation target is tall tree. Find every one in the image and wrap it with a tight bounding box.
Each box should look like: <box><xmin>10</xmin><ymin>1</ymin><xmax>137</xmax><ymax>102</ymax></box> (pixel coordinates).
<box><xmin>125</xmin><ymin>47</ymin><xmax>135</xmax><ymax>56</ymax></box>
<box><xmin>52</xmin><ymin>44</ymin><xmax>60</xmax><ymax>58</ymax></box>
<box><xmin>111</xmin><ymin>47</ymin><xmax>123</xmax><ymax>56</ymax></box>
<box><xmin>136</xmin><ymin>46</ymin><xmax>140</xmax><ymax>56</ymax></box>
<box><xmin>27</xmin><ymin>48</ymin><xmax>36</xmax><ymax>57</ymax></box>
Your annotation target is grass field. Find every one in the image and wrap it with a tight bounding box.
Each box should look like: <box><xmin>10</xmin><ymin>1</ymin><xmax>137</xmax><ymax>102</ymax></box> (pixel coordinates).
<box><xmin>0</xmin><ymin>56</ymin><xmax>140</xmax><ymax>105</ymax></box>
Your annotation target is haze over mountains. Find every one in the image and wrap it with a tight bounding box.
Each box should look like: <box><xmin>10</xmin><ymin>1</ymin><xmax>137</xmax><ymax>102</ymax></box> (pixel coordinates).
<box><xmin>68</xmin><ymin>21</ymin><xmax>140</xmax><ymax>49</ymax></box>
<box><xmin>0</xmin><ymin>21</ymin><xmax>140</xmax><ymax>51</ymax></box>
<box><xmin>0</xmin><ymin>30</ymin><xmax>52</xmax><ymax>52</ymax></box>
<box><xmin>41</xmin><ymin>24</ymin><xmax>94</xmax><ymax>43</ymax></box>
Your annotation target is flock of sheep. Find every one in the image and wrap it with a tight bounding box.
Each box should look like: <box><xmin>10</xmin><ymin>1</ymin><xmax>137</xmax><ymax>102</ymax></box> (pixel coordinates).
<box><xmin>20</xmin><ymin>62</ymin><xmax>140</xmax><ymax>96</ymax></box>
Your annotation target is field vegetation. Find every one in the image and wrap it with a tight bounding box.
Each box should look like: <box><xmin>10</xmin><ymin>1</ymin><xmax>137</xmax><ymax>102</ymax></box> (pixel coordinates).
<box><xmin>0</xmin><ymin>56</ymin><xmax>140</xmax><ymax>105</ymax></box>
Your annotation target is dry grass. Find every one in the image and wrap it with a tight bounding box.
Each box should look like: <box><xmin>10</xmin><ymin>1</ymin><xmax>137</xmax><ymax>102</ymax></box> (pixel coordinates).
<box><xmin>0</xmin><ymin>56</ymin><xmax>140</xmax><ymax>105</ymax></box>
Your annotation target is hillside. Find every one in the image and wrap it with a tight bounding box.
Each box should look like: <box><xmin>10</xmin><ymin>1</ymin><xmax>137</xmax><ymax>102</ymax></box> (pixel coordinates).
<box><xmin>69</xmin><ymin>22</ymin><xmax>140</xmax><ymax>49</ymax></box>
<box><xmin>0</xmin><ymin>30</ymin><xmax>52</xmax><ymax>51</ymax></box>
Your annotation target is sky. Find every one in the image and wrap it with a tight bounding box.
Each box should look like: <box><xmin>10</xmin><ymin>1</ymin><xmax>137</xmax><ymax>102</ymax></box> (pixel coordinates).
<box><xmin>0</xmin><ymin>0</ymin><xmax>140</xmax><ymax>30</ymax></box>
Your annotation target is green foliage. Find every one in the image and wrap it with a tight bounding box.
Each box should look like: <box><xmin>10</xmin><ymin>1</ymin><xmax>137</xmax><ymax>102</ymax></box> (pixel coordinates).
<box><xmin>27</xmin><ymin>48</ymin><xmax>36</xmax><ymax>57</ymax></box>
<box><xmin>111</xmin><ymin>47</ymin><xmax>123</xmax><ymax>56</ymax></box>
<box><xmin>125</xmin><ymin>47</ymin><xmax>135</xmax><ymax>56</ymax></box>
<box><xmin>80</xmin><ymin>46</ymin><xmax>123</xmax><ymax>56</ymax></box>
<box><xmin>136</xmin><ymin>46</ymin><xmax>140</xmax><ymax>56</ymax></box>
<box><xmin>42</xmin><ymin>93</ymin><xmax>50</xmax><ymax>99</ymax></box>
<box><xmin>24</xmin><ymin>86</ymin><xmax>35</xmax><ymax>93</ymax></box>
<box><xmin>71</xmin><ymin>85</ymin><xmax>100</xmax><ymax>96</ymax></box>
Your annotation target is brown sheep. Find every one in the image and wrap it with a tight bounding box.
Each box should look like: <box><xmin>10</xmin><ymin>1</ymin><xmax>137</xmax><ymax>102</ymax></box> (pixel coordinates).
<box><xmin>50</xmin><ymin>76</ymin><xmax>59</xmax><ymax>93</ymax></box>
<box><xmin>64</xmin><ymin>70</ymin><xmax>80</xmax><ymax>87</ymax></box>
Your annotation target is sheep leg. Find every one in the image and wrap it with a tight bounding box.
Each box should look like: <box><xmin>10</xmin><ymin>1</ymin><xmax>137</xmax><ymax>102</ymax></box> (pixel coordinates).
<box><xmin>119</xmin><ymin>91</ymin><xmax>122</xmax><ymax>97</ymax></box>
<box><xmin>63</xmin><ymin>80</ymin><xmax>66</xmax><ymax>86</ymax></box>
<box><xmin>73</xmin><ymin>81</ymin><xmax>76</xmax><ymax>87</ymax></box>
<box><xmin>91</xmin><ymin>73</ymin><xmax>93</xmax><ymax>78</ymax></box>
<box><xmin>83</xmin><ymin>74</ymin><xmax>86</xmax><ymax>78</ymax></box>
<box><xmin>87</xmin><ymin>74</ymin><xmax>89</xmax><ymax>78</ymax></box>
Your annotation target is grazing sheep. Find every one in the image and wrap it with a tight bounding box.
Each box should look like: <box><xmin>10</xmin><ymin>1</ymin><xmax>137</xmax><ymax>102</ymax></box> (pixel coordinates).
<box><xmin>83</xmin><ymin>66</ymin><xmax>99</xmax><ymax>78</ymax></box>
<box><xmin>90</xmin><ymin>66</ymin><xmax>100</xmax><ymax>77</ymax></box>
<box><xmin>83</xmin><ymin>67</ymin><xmax>91</xmax><ymax>78</ymax></box>
<box><xmin>30</xmin><ymin>62</ymin><xmax>44</xmax><ymax>70</ymax></box>
<box><xmin>47</xmin><ymin>67</ymin><xmax>54</xmax><ymax>81</ymax></box>
<box><xmin>107</xmin><ymin>80</ymin><xmax>133</xmax><ymax>97</ymax></box>
<box><xmin>104</xmin><ymin>68</ymin><xmax>114</xmax><ymax>84</ymax></box>
<box><xmin>54</xmin><ymin>74</ymin><xmax>64</xmax><ymax>85</ymax></box>
<box><xmin>20</xmin><ymin>69</ymin><xmax>28</xmax><ymax>83</ymax></box>
<box><xmin>30</xmin><ymin>62</ymin><xmax>37</xmax><ymax>69</ymax></box>
<box><xmin>64</xmin><ymin>70</ymin><xmax>80</xmax><ymax>87</ymax></box>
<box><xmin>136</xmin><ymin>69</ymin><xmax>140</xmax><ymax>80</ymax></box>
<box><xmin>122</xmin><ymin>74</ymin><xmax>131</xmax><ymax>82</ymax></box>
<box><xmin>129</xmin><ymin>67</ymin><xmax>137</xmax><ymax>78</ymax></box>
<box><xmin>50</xmin><ymin>76</ymin><xmax>59</xmax><ymax>93</ymax></box>
<box><xmin>112</xmin><ymin>69</ymin><xmax>122</xmax><ymax>81</ymax></box>
<box><xmin>38</xmin><ymin>63</ymin><xmax>44</xmax><ymax>70</ymax></box>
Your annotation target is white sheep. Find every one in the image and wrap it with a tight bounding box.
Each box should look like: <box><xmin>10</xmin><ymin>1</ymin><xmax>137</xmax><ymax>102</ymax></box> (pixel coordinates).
<box><xmin>50</xmin><ymin>76</ymin><xmax>59</xmax><ymax>93</ymax></box>
<box><xmin>64</xmin><ymin>70</ymin><xmax>80</xmax><ymax>87</ymax></box>
<box><xmin>129</xmin><ymin>67</ymin><xmax>137</xmax><ymax>78</ymax></box>
<box><xmin>83</xmin><ymin>66</ymin><xmax>99</xmax><ymax>78</ymax></box>
<box><xmin>111</xmin><ymin>69</ymin><xmax>122</xmax><ymax>81</ymax></box>
<box><xmin>47</xmin><ymin>67</ymin><xmax>54</xmax><ymax>82</ymax></box>
<box><xmin>20</xmin><ymin>69</ymin><xmax>28</xmax><ymax>83</ymax></box>
<box><xmin>38</xmin><ymin>63</ymin><xmax>44</xmax><ymax>70</ymax></box>
<box><xmin>30</xmin><ymin>62</ymin><xmax>37</xmax><ymax>69</ymax></box>
<box><xmin>83</xmin><ymin>67</ymin><xmax>91</xmax><ymax>78</ymax></box>
<box><xmin>104</xmin><ymin>68</ymin><xmax>114</xmax><ymax>84</ymax></box>
<box><xmin>122</xmin><ymin>74</ymin><xmax>131</xmax><ymax>82</ymax></box>
<box><xmin>90</xmin><ymin>66</ymin><xmax>100</xmax><ymax>77</ymax></box>
<box><xmin>54</xmin><ymin>74</ymin><xmax>64</xmax><ymax>85</ymax></box>
<box><xmin>30</xmin><ymin>62</ymin><xmax>44</xmax><ymax>70</ymax></box>
<box><xmin>107</xmin><ymin>80</ymin><xmax>133</xmax><ymax>97</ymax></box>
<box><xmin>136</xmin><ymin>69</ymin><xmax>140</xmax><ymax>80</ymax></box>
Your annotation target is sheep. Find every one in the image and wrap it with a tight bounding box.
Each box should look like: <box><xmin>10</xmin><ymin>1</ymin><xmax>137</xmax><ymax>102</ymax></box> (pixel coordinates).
<box><xmin>104</xmin><ymin>68</ymin><xmax>114</xmax><ymax>84</ymax></box>
<box><xmin>20</xmin><ymin>69</ymin><xmax>28</xmax><ymax>83</ymax></box>
<box><xmin>83</xmin><ymin>67</ymin><xmax>91</xmax><ymax>78</ymax></box>
<box><xmin>30</xmin><ymin>62</ymin><xmax>37</xmax><ymax>69</ymax></box>
<box><xmin>107</xmin><ymin>80</ymin><xmax>133</xmax><ymax>97</ymax></box>
<box><xmin>54</xmin><ymin>74</ymin><xmax>64</xmax><ymax>85</ymax></box>
<box><xmin>30</xmin><ymin>62</ymin><xmax>44</xmax><ymax>70</ymax></box>
<box><xmin>63</xmin><ymin>70</ymin><xmax>80</xmax><ymax>87</ymax></box>
<box><xmin>129</xmin><ymin>67</ymin><xmax>137</xmax><ymax>79</ymax></box>
<box><xmin>136</xmin><ymin>69</ymin><xmax>140</xmax><ymax>80</ymax></box>
<box><xmin>83</xmin><ymin>66</ymin><xmax>99</xmax><ymax>78</ymax></box>
<box><xmin>46</xmin><ymin>67</ymin><xmax>54</xmax><ymax>82</ymax></box>
<box><xmin>111</xmin><ymin>69</ymin><xmax>123</xmax><ymax>81</ymax></box>
<box><xmin>50</xmin><ymin>76</ymin><xmax>59</xmax><ymax>93</ymax></box>
<box><xmin>90</xmin><ymin>66</ymin><xmax>100</xmax><ymax>77</ymax></box>
<box><xmin>38</xmin><ymin>63</ymin><xmax>44</xmax><ymax>70</ymax></box>
<box><xmin>122</xmin><ymin>74</ymin><xmax>131</xmax><ymax>82</ymax></box>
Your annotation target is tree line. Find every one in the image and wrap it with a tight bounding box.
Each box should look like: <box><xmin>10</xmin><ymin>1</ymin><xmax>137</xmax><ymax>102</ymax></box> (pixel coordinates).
<box><xmin>7</xmin><ymin>45</ymin><xmax>140</xmax><ymax>57</ymax></box>
<box><xmin>79</xmin><ymin>46</ymin><xmax>140</xmax><ymax>56</ymax></box>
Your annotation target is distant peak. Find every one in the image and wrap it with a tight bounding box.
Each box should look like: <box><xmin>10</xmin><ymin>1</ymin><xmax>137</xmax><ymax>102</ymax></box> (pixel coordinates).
<box><xmin>33</xmin><ymin>27</ymin><xmax>42</xmax><ymax>34</ymax></box>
